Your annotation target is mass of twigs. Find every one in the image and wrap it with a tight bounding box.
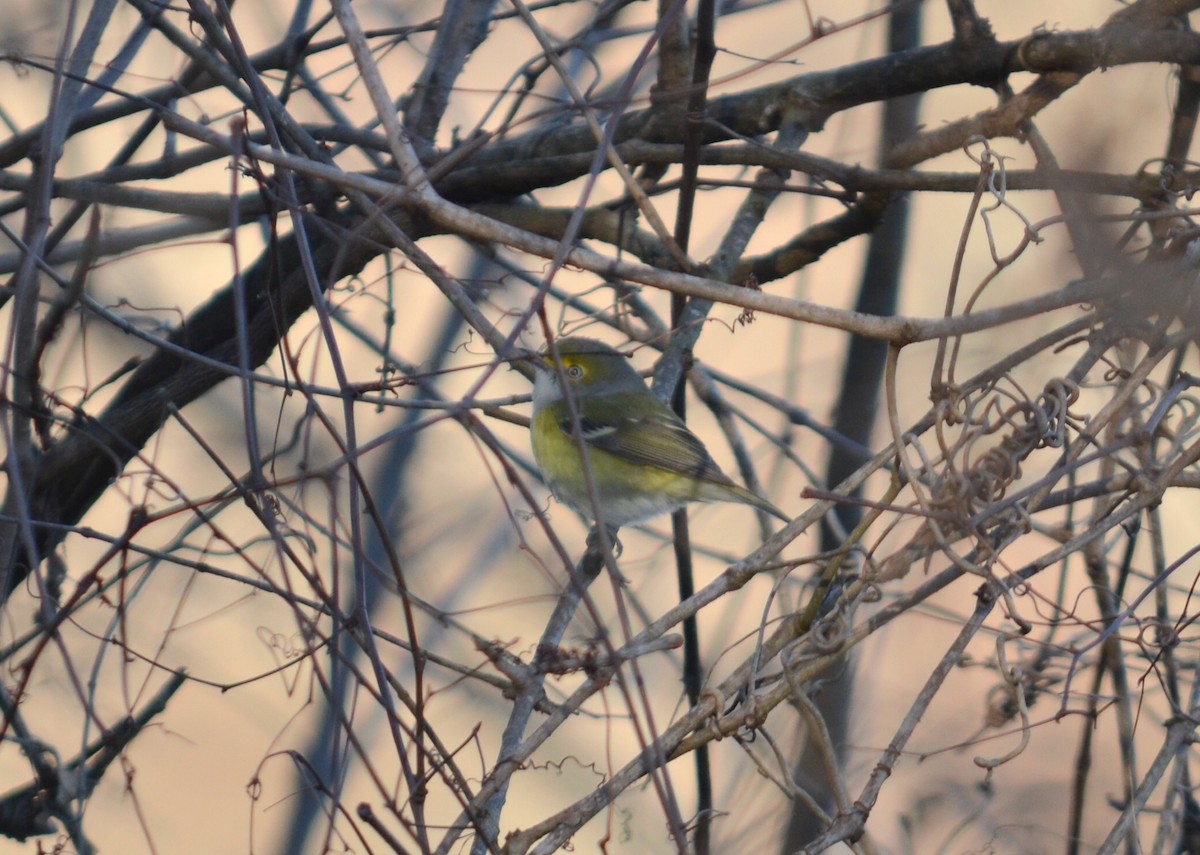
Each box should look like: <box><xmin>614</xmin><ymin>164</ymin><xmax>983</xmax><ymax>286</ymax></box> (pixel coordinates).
<box><xmin>2</xmin><ymin>0</ymin><xmax>1200</xmax><ymax>853</ymax></box>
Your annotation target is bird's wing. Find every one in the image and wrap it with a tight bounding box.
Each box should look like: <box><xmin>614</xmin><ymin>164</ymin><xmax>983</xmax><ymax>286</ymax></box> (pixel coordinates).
<box><xmin>559</xmin><ymin>410</ymin><xmax>734</xmax><ymax>484</ymax></box>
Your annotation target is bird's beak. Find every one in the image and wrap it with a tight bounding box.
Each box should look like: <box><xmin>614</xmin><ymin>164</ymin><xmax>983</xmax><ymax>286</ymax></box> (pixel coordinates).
<box><xmin>507</xmin><ymin>347</ymin><xmax>547</xmax><ymax>380</ymax></box>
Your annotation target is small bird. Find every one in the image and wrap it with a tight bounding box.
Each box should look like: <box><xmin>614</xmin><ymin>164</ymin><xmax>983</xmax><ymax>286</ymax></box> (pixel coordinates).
<box><xmin>529</xmin><ymin>337</ymin><xmax>788</xmax><ymax>527</ymax></box>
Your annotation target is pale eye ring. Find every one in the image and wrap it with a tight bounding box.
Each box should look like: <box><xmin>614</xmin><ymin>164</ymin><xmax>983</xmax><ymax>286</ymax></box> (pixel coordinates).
<box><xmin>566</xmin><ymin>364</ymin><xmax>584</xmax><ymax>379</ymax></box>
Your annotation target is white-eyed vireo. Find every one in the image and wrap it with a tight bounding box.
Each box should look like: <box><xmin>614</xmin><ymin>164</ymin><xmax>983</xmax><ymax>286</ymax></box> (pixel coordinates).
<box><xmin>530</xmin><ymin>337</ymin><xmax>788</xmax><ymax>527</ymax></box>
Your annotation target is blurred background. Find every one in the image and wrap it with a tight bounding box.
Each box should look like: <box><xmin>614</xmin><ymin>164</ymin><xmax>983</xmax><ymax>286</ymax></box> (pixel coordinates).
<box><xmin>0</xmin><ymin>1</ymin><xmax>1196</xmax><ymax>853</ymax></box>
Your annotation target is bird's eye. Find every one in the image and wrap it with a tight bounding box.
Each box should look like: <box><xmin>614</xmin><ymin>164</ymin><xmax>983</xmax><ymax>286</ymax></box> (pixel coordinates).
<box><xmin>566</xmin><ymin>364</ymin><xmax>584</xmax><ymax>379</ymax></box>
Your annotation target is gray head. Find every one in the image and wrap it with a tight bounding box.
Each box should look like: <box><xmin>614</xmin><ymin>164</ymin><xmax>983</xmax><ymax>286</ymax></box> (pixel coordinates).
<box><xmin>531</xmin><ymin>337</ymin><xmax>646</xmax><ymax>407</ymax></box>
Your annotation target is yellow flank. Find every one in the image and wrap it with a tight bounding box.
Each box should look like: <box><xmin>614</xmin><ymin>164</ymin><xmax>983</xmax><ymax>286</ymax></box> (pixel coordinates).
<box><xmin>532</xmin><ymin>407</ymin><xmax>776</xmax><ymax>524</ymax></box>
